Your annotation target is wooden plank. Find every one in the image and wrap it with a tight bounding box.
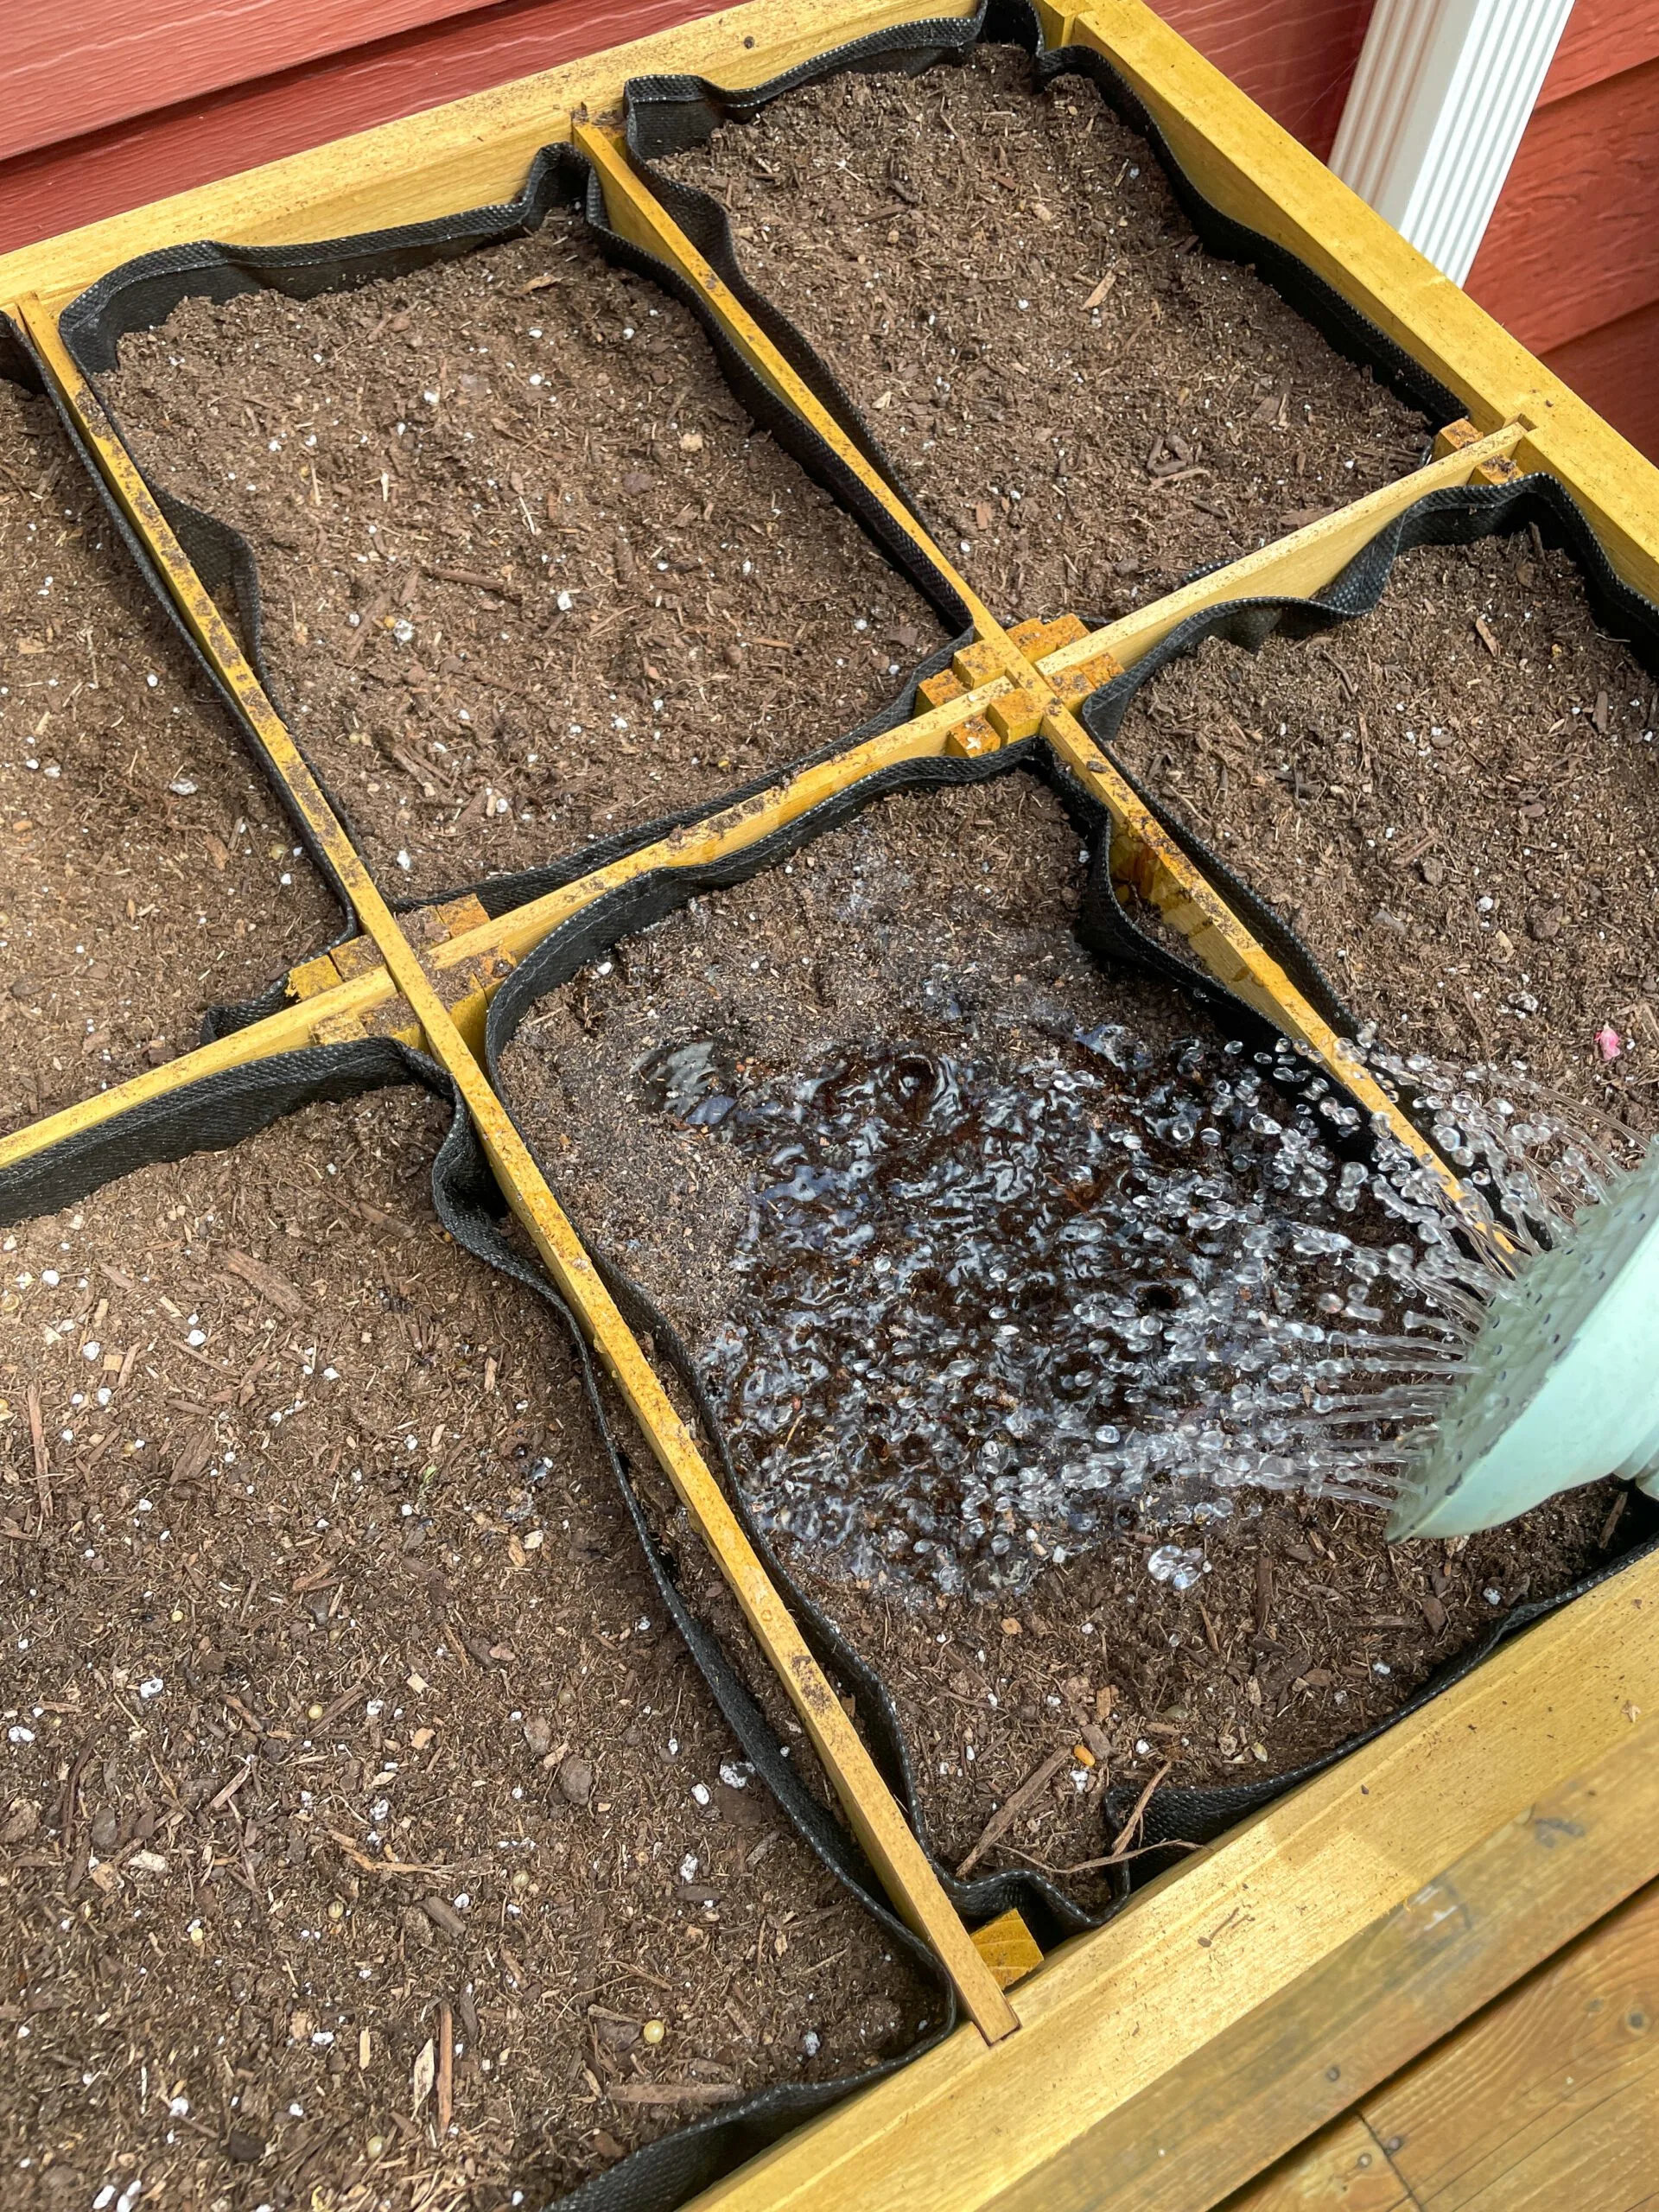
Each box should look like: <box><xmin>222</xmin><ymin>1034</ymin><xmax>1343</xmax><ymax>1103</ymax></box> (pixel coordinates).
<box><xmin>19</xmin><ymin>289</ymin><xmax>1020</xmax><ymax>2050</ymax></box>
<box><xmin>1544</xmin><ymin>299</ymin><xmax>1659</xmax><ymax>468</ymax></box>
<box><xmin>1065</xmin><ymin>3</ymin><xmax>1659</xmax><ymax>611</ymax></box>
<box><xmin>1365</xmin><ymin>1882</ymin><xmax>1659</xmax><ymax>2211</ymax></box>
<box><xmin>982</xmin><ymin>1730</ymin><xmax>1659</xmax><ymax>2212</ymax></box>
<box><xmin>684</xmin><ymin>1551</ymin><xmax>1659</xmax><ymax>2211</ymax></box>
<box><xmin>1224</xmin><ymin>2117</ymin><xmax>1414</xmax><ymax>2212</ymax></box>
<box><xmin>0</xmin><ymin>0</ymin><xmax>975</xmax><ymax>309</ymax></box>
<box><xmin>1538</xmin><ymin>0</ymin><xmax>1659</xmax><ymax>106</ymax></box>
<box><xmin>0</xmin><ymin>0</ymin><xmax>733</xmax><ymax>262</ymax></box>
<box><xmin>1036</xmin><ymin>422</ymin><xmax>1528</xmax><ymax>677</ymax></box>
<box><xmin>0</xmin><ymin>0</ymin><xmax>491</xmax><ymax>167</ymax></box>
<box><xmin>1466</xmin><ymin>57</ymin><xmax>1659</xmax><ymax>359</ymax></box>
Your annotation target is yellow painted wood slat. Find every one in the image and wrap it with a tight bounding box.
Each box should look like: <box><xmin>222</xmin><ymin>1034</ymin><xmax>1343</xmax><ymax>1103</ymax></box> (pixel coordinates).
<box><xmin>0</xmin><ymin>677</ymin><xmax>1015</xmax><ymax>1182</ymax></box>
<box><xmin>16</xmin><ymin>293</ymin><xmax>1019</xmax><ymax>2048</ymax></box>
<box><xmin>686</xmin><ymin>1550</ymin><xmax>1659</xmax><ymax>2211</ymax></box>
<box><xmin>1038</xmin><ymin>422</ymin><xmax>1529</xmax><ymax>679</ymax></box>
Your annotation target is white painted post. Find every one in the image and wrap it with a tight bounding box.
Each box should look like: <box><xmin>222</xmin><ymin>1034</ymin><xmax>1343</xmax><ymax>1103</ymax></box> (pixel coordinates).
<box><xmin>1329</xmin><ymin>0</ymin><xmax>1576</xmax><ymax>286</ymax></box>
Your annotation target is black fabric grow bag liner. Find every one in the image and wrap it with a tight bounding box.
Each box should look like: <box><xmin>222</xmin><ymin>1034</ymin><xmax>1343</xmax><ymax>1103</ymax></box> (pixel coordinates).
<box><xmin>620</xmin><ymin>0</ymin><xmax>1463</xmax><ymax>538</ymax></box>
<box><xmin>475</xmin><ymin>728</ymin><xmax>1659</xmax><ymax>1923</ymax></box>
<box><xmin>45</xmin><ymin>143</ymin><xmax>977</xmax><ymax>998</ymax></box>
<box><xmin>3</xmin><ymin>708</ymin><xmax>1654</xmax><ymax>2212</ymax></box>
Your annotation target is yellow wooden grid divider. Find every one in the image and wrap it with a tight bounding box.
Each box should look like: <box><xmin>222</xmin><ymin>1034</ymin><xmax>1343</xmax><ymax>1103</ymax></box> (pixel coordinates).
<box><xmin>576</xmin><ymin>124</ymin><xmax>1497</xmax><ymax>1235</ymax></box>
<box><xmin>15</xmin><ymin>292</ymin><xmax>1021</xmax><ymax>2048</ymax></box>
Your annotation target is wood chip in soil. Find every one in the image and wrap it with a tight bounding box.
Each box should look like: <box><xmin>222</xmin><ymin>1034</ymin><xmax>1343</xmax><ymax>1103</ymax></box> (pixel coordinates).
<box><xmin>662</xmin><ymin>46</ymin><xmax>1434</xmax><ymax>620</ymax></box>
<box><xmin>1109</xmin><ymin>528</ymin><xmax>1659</xmax><ymax>1141</ymax></box>
<box><xmin>104</xmin><ymin>211</ymin><xmax>946</xmax><ymax>900</ymax></box>
<box><xmin>0</xmin><ymin>381</ymin><xmax>339</xmax><ymax>1136</ymax></box>
<box><xmin>499</xmin><ymin>773</ymin><xmax>1626</xmax><ymax>1904</ymax></box>
<box><xmin>0</xmin><ymin>1092</ymin><xmax>931</xmax><ymax>2208</ymax></box>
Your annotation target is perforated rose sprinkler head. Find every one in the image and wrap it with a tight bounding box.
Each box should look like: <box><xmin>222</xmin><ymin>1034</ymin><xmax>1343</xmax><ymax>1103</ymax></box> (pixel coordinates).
<box><xmin>1387</xmin><ymin>1137</ymin><xmax>1659</xmax><ymax>1540</ymax></box>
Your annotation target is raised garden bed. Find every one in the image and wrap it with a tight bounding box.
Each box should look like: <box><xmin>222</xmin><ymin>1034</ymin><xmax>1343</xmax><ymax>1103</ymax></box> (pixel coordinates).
<box><xmin>0</xmin><ymin>380</ymin><xmax>336</xmax><ymax>1135</ymax></box>
<box><xmin>5</xmin><ymin>0</ymin><xmax>1659</xmax><ymax>2205</ymax></box>
<box><xmin>498</xmin><ymin>766</ymin><xmax>1628</xmax><ymax>1895</ymax></box>
<box><xmin>103</xmin><ymin>210</ymin><xmax>946</xmax><ymax>899</ymax></box>
<box><xmin>652</xmin><ymin>41</ymin><xmax>1436</xmax><ymax>618</ymax></box>
<box><xmin>0</xmin><ymin>1088</ymin><xmax>931</xmax><ymax>2202</ymax></box>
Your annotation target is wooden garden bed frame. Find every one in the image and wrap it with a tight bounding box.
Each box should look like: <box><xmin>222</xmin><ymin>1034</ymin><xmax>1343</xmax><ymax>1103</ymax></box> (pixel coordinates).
<box><xmin>3</xmin><ymin>1</ymin><xmax>1659</xmax><ymax>2202</ymax></box>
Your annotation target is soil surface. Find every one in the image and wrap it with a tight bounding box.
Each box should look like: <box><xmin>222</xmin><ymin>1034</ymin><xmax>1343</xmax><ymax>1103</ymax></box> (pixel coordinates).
<box><xmin>0</xmin><ymin>382</ymin><xmax>339</xmax><ymax>1139</ymax></box>
<box><xmin>1109</xmin><ymin>526</ymin><xmax>1659</xmax><ymax>1139</ymax></box>
<box><xmin>663</xmin><ymin>46</ymin><xmax>1433</xmax><ymax>622</ymax></box>
<box><xmin>0</xmin><ymin>1090</ymin><xmax>931</xmax><ymax>2210</ymax></box>
<box><xmin>499</xmin><ymin>774</ymin><xmax>1624</xmax><ymax>1897</ymax></box>
<box><xmin>106</xmin><ymin>213</ymin><xmax>944</xmax><ymax>902</ymax></box>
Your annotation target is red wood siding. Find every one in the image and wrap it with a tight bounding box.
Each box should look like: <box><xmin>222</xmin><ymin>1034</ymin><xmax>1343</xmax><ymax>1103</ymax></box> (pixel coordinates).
<box><xmin>1145</xmin><ymin>2</ymin><xmax>1374</xmax><ymax>159</ymax></box>
<box><xmin>1466</xmin><ymin>3</ymin><xmax>1659</xmax><ymax>464</ymax></box>
<box><xmin>2</xmin><ymin>0</ymin><xmax>487</xmax><ymax>166</ymax></box>
<box><xmin>0</xmin><ymin>0</ymin><xmax>728</xmax><ymax>259</ymax></box>
<box><xmin>1539</xmin><ymin>0</ymin><xmax>1659</xmax><ymax>107</ymax></box>
<box><xmin>0</xmin><ymin>1</ymin><xmax>1373</xmax><ymax>261</ymax></box>
<box><xmin>1466</xmin><ymin>54</ymin><xmax>1659</xmax><ymax>359</ymax></box>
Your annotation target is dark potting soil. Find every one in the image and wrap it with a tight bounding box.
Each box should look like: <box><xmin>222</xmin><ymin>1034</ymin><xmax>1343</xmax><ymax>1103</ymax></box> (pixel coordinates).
<box><xmin>0</xmin><ymin>1091</ymin><xmax>931</xmax><ymax>2209</ymax></box>
<box><xmin>662</xmin><ymin>46</ymin><xmax>1434</xmax><ymax>622</ymax></box>
<box><xmin>499</xmin><ymin>776</ymin><xmax>1619</xmax><ymax>1897</ymax></box>
<box><xmin>0</xmin><ymin>383</ymin><xmax>338</xmax><ymax>1137</ymax></box>
<box><xmin>105</xmin><ymin>213</ymin><xmax>945</xmax><ymax>902</ymax></box>
<box><xmin>1109</xmin><ymin>527</ymin><xmax>1659</xmax><ymax>1141</ymax></box>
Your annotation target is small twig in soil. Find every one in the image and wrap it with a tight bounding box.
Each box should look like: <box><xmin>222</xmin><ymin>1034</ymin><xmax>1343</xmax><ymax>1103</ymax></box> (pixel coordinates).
<box><xmin>436</xmin><ymin>2002</ymin><xmax>454</xmax><ymax>2138</ymax></box>
<box><xmin>1105</xmin><ymin>1760</ymin><xmax>1173</xmax><ymax>1864</ymax></box>
<box><xmin>954</xmin><ymin>1746</ymin><xmax>1071</xmax><ymax>1877</ymax></box>
<box><xmin>26</xmin><ymin>1386</ymin><xmax>50</xmax><ymax>1522</ymax></box>
<box><xmin>1007</xmin><ymin>1834</ymin><xmax>1203</xmax><ymax>1877</ymax></box>
<box><xmin>421</xmin><ymin>562</ymin><xmax>524</xmax><ymax>601</ymax></box>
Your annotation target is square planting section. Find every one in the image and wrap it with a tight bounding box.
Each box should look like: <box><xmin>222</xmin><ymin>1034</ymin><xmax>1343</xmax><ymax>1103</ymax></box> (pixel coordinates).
<box><xmin>498</xmin><ymin>766</ymin><xmax>1621</xmax><ymax>1898</ymax></box>
<box><xmin>1107</xmin><ymin>522</ymin><xmax>1659</xmax><ymax>1139</ymax></box>
<box><xmin>656</xmin><ymin>43</ymin><xmax>1436</xmax><ymax>620</ymax></box>
<box><xmin>0</xmin><ymin>379</ymin><xmax>336</xmax><ymax>1134</ymax></box>
<box><xmin>103</xmin><ymin>211</ymin><xmax>948</xmax><ymax>899</ymax></box>
<box><xmin>0</xmin><ymin>1087</ymin><xmax>931</xmax><ymax>2201</ymax></box>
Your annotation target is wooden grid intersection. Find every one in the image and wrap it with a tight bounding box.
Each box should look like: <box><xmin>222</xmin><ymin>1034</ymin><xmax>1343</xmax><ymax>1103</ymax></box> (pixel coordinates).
<box><xmin>3</xmin><ymin>1</ymin><xmax>1659</xmax><ymax>2200</ymax></box>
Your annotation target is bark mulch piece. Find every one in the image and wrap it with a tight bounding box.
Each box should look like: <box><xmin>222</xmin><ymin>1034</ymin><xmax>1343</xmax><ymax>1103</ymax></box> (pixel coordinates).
<box><xmin>1109</xmin><ymin>527</ymin><xmax>1659</xmax><ymax>1141</ymax></box>
<box><xmin>0</xmin><ymin>1091</ymin><xmax>931</xmax><ymax>2209</ymax></box>
<box><xmin>499</xmin><ymin>775</ymin><xmax>1619</xmax><ymax>1904</ymax></box>
<box><xmin>662</xmin><ymin>46</ymin><xmax>1433</xmax><ymax>622</ymax></box>
<box><xmin>0</xmin><ymin>382</ymin><xmax>338</xmax><ymax>1138</ymax></box>
<box><xmin>105</xmin><ymin>213</ymin><xmax>946</xmax><ymax>902</ymax></box>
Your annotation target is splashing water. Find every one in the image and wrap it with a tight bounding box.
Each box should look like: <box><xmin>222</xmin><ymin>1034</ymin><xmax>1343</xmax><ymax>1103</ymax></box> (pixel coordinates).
<box><xmin>645</xmin><ymin>1021</ymin><xmax>1643</xmax><ymax>1597</ymax></box>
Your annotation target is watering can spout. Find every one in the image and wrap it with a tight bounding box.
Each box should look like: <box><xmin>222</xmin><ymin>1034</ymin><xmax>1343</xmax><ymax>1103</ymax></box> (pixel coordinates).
<box><xmin>1388</xmin><ymin>1139</ymin><xmax>1659</xmax><ymax>1541</ymax></box>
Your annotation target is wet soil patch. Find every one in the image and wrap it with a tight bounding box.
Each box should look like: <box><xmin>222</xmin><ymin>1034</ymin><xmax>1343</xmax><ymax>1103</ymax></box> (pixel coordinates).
<box><xmin>499</xmin><ymin>775</ymin><xmax>1618</xmax><ymax>1897</ymax></box>
<box><xmin>1109</xmin><ymin>527</ymin><xmax>1659</xmax><ymax>1139</ymax></box>
<box><xmin>105</xmin><ymin>213</ymin><xmax>945</xmax><ymax>901</ymax></box>
<box><xmin>0</xmin><ymin>1091</ymin><xmax>929</xmax><ymax>2209</ymax></box>
<box><xmin>0</xmin><ymin>382</ymin><xmax>338</xmax><ymax>1138</ymax></box>
<box><xmin>662</xmin><ymin>47</ymin><xmax>1433</xmax><ymax>621</ymax></box>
